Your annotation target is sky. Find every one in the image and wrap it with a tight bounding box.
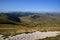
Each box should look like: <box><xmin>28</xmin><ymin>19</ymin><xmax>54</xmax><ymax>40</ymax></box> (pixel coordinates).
<box><xmin>0</xmin><ymin>0</ymin><xmax>60</xmax><ymax>13</ymax></box>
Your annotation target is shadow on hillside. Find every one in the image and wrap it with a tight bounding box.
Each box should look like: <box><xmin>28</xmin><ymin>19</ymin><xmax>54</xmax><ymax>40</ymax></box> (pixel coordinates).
<box><xmin>0</xmin><ymin>22</ymin><xmax>17</xmax><ymax>25</ymax></box>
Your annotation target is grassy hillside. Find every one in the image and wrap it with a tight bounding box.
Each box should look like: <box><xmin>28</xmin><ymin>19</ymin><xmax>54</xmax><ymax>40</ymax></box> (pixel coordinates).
<box><xmin>0</xmin><ymin>12</ymin><xmax>60</xmax><ymax>35</ymax></box>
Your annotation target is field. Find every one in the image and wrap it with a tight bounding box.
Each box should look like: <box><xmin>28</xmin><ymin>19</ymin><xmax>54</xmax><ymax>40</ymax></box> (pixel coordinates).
<box><xmin>0</xmin><ymin>24</ymin><xmax>60</xmax><ymax>36</ymax></box>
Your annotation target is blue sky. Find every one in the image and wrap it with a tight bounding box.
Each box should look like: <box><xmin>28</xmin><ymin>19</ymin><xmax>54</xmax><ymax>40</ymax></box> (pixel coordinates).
<box><xmin>0</xmin><ymin>0</ymin><xmax>60</xmax><ymax>12</ymax></box>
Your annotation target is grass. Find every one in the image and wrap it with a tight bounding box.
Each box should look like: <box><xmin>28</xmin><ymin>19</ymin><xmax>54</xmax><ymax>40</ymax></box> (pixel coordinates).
<box><xmin>0</xmin><ymin>24</ymin><xmax>60</xmax><ymax>36</ymax></box>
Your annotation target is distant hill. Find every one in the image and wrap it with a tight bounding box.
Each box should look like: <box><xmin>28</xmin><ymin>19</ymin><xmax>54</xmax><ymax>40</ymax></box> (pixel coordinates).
<box><xmin>0</xmin><ymin>12</ymin><xmax>60</xmax><ymax>27</ymax></box>
<box><xmin>0</xmin><ymin>12</ymin><xmax>36</xmax><ymax>25</ymax></box>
